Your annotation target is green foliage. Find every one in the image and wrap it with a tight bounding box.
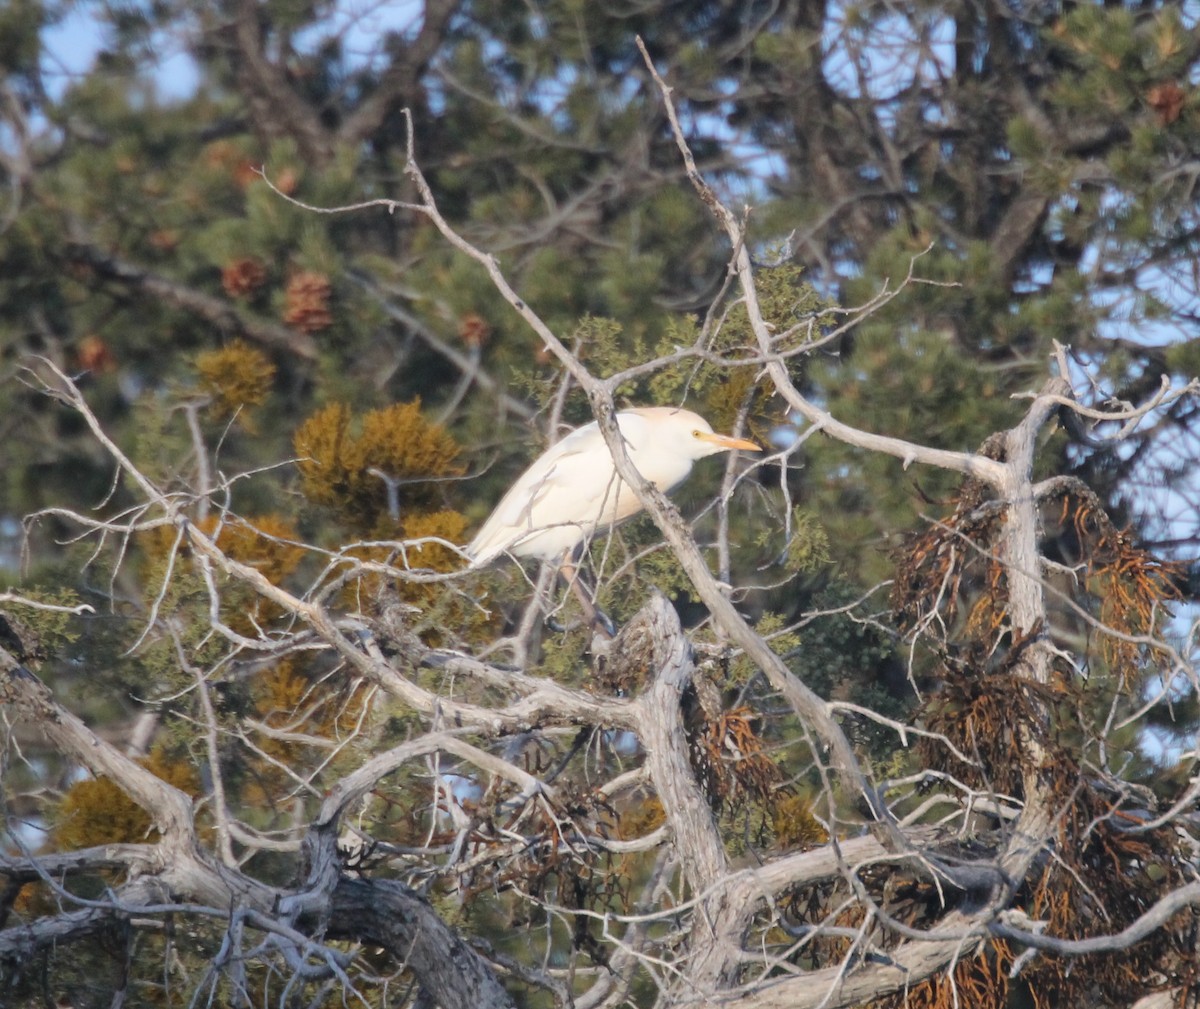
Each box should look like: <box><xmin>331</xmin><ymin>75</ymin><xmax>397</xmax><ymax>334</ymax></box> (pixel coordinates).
<box><xmin>728</xmin><ymin>611</ymin><xmax>801</xmax><ymax>687</ymax></box>
<box><xmin>569</xmin><ymin>314</ymin><xmax>630</xmax><ymax>380</ymax></box>
<box><xmin>0</xmin><ymin>588</ymin><xmax>84</xmax><ymax>662</ymax></box>
<box><xmin>646</xmin><ymin>263</ymin><xmax>831</xmax><ymax>415</ymax></box>
<box><xmin>783</xmin><ymin>509</ymin><xmax>831</xmax><ymax>574</ymax></box>
<box><xmin>789</xmin><ymin>585</ymin><xmax>912</xmax><ymax>757</ymax></box>
<box><xmin>534</xmin><ymin>621</ymin><xmax>593</xmax><ymax>688</ymax></box>
<box><xmin>606</xmin><ymin>537</ymin><xmax>691</xmax><ymax>617</ymax></box>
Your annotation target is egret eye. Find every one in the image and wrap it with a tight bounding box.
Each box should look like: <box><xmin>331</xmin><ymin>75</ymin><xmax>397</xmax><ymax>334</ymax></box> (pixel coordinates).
<box><xmin>691</xmin><ymin>429</ymin><xmax>702</xmax><ymax>438</ymax></box>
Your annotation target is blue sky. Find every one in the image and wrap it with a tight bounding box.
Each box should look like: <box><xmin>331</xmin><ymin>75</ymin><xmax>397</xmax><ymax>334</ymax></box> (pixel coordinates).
<box><xmin>40</xmin><ymin>1</ymin><xmax>428</xmax><ymax>103</ymax></box>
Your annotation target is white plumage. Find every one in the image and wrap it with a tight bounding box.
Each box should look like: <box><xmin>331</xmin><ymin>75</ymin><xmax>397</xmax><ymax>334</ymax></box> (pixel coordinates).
<box><xmin>467</xmin><ymin>407</ymin><xmax>760</xmax><ymax>565</ymax></box>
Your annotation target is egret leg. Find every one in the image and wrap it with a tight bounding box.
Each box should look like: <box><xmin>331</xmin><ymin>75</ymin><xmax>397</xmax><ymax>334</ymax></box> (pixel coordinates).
<box><xmin>558</xmin><ymin>551</ymin><xmax>615</xmax><ymax>639</ymax></box>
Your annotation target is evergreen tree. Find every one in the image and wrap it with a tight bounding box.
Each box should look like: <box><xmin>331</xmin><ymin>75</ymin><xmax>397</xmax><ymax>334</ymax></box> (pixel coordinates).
<box><xmin>0</xmin><ymin>2</ymin><xmax>1197</xmax><ymax>1006</ymax></box>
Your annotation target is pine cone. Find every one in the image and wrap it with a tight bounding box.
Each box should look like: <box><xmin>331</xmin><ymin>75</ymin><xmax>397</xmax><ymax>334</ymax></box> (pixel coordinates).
<box><xmin>458</xmin><ymin>312</ymin><xmax>492</xmax><ymax>349</ymax></box>
<box><xmin>1148</xmin><ymin>82</ymin><xmax>1185</xmax><ymax>126</ymax></box>
<box><xmin>283</xmin><ymin>271</ymin><xmax>333</xmax><ymax>333</ymax></box>
<box><xmin>221</xmin><ymin>257</ymin><xmax>267</xmax><ymax>298</ymax></box>
<box><xmin>77</xmin><ymin>334</ymin><xmax>116</xmax><ymax>373</ymax></box>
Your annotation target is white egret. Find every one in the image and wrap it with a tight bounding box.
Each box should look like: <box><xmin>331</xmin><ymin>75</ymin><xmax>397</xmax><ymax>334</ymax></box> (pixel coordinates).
<box><xmin>467</xmin><ymin>407</ymin><xmax>761</xmax><ymax>566</ymax></box>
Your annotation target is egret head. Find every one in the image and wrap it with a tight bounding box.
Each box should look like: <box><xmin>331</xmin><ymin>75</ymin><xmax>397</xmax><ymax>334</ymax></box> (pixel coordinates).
<box><xmin>662</xmin><ymin>411</ymin><xmax>761</xmax><ymax>460</ymax></box>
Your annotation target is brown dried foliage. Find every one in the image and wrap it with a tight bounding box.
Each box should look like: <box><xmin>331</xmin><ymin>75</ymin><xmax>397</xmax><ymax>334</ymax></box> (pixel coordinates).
<box><xmin>774</xmin><ymin>882</ymin><xmax>871</xmax><ymax>968</ymax></box>
<box><xmin>689</xmin><ymin>706</ymin><xmax>780</xmax><ymax>809</ymax></box>
<box><xmin>896</xmin><ymin>466</ymin><xmax>1180</xmax><ymax>689</ymax></box>
<box><xmin>891</xmin><ymin>470</ymin><xmax>1006</xmax><ymax>639</ymax></box>
<box><xmin>917</xmin><ymin>633</ymin><xmax>1061</xmax><ymax>800</ymax></box>
<box><xmin>893</xmin><ymin>465</ymin><xmax>1193</xmax><ymax>1008</ymax></box>
<box><xmin>892</xmin><ymin>943</ymin><xmax>1015</xmax><ymax>1009</ymax></box>
<box><xmin>1067</xmin><ymin>493</ymin><xmax>1182</xmax><ymax>684</ymax></box>
<box><xmin>849</xmin><ymin>787</ymin><xmax>1193</xmax><ymax>1009</ymax></box>
<box><xmin>1011</xmin><ymin>779</ymin><xmax>1196</xmax><ymax>1008</ymax></box>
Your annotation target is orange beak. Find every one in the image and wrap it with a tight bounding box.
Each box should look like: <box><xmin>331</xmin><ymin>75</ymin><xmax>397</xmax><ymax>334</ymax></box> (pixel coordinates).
<box><xmin>698</xmin><ymin>432</ymin><xmax>762</xmax><ymax>452</ymax></box>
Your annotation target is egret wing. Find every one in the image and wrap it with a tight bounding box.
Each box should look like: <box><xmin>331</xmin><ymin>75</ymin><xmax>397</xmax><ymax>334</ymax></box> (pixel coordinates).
<box><xmin>468</xmin><ymin>423</ymin><xmax>620</xmax><ymax>560</ymax></box>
